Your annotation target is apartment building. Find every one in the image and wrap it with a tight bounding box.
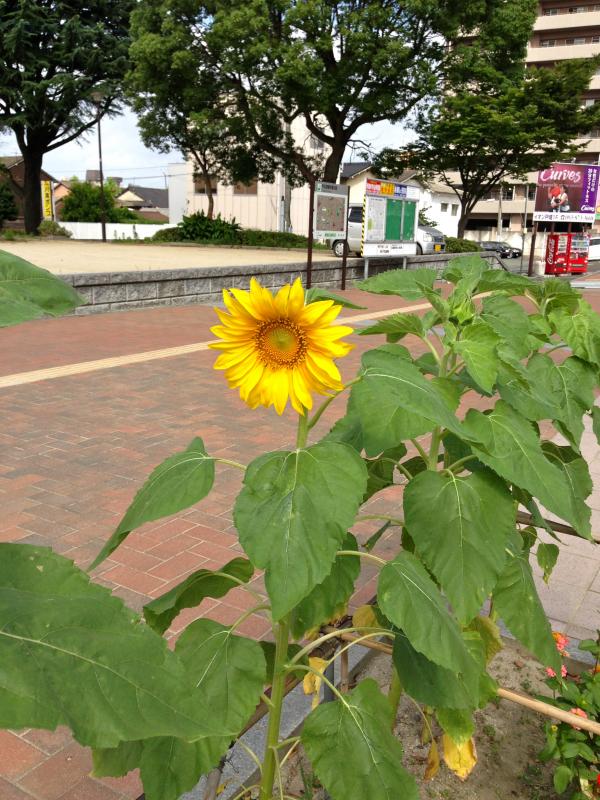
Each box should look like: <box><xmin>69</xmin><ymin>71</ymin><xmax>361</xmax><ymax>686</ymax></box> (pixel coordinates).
<box><xmin>466</xmin><ymin>1</ymin><xmax>600</xmax><ymax>241</ymax></box>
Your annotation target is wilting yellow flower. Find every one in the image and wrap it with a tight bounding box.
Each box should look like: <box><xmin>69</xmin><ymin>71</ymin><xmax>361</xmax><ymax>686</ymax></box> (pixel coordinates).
<box><xmin>303</xmin><ymin>657</ymin><xmax>329</xmax><ymax>709</ymax></box>
<box><xmin>210</xmin><ymin>278</ymin><xmax>353</xmax><ymax>414</ymax></box>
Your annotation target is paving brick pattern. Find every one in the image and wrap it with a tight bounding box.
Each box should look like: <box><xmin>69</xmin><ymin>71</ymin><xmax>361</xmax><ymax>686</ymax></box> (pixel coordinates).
<box><xmin>0</xmin><ymin>287</ymin><xmax>598</xmax><ymax>799</ymax></box>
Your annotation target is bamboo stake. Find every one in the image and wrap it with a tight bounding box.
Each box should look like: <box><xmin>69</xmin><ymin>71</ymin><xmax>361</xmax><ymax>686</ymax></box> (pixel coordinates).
<box><xmin>324</xmin><ymin>628</ymin><xmax>600</xmax><ymax>737</ymax></box>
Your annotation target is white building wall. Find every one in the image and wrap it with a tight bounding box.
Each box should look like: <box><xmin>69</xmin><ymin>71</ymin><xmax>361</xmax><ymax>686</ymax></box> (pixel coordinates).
<box><xmin>170</xmin><ymin>117</ymin><xmax>331</xmax><ymax>237</ymax></box>
<box><xmin>168</xmin><ymin>162</ymin><xmax>190</xmax><ymax>224</ymax></box>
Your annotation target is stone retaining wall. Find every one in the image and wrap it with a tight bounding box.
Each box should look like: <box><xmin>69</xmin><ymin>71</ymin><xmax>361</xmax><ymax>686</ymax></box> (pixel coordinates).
<box><xmin>61</xmin><ymin>252</ymin><xmax>501</xmax><ymax>315</ymax></box>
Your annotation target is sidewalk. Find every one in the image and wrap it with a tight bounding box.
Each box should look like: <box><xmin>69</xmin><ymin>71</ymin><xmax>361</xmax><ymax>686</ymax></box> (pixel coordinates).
<box><xmin>0</xmin><ymin>287</ymin><xmax>598</xmax><ymax>800</ymax></box>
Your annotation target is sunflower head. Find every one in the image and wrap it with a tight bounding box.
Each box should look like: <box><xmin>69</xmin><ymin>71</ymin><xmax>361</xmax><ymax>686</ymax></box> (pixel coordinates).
<box><xmin>209</xmin><ymin>278</ymin><xmax>354</xmax><ymax>414</ymax></box>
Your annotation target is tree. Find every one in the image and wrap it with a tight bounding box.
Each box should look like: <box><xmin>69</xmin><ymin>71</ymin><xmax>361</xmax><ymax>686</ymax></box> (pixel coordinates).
<box><xmin>60</xmin><ymin>178</ymin><xmax>139</xmax><ymax>223</ymax></box>
<box><xmin>0</xmin><ymin>1</ymin><xmax>133</xmax><ymax>233</ymax></box>
<box><xmin>374</xmin><ymin>2</ymin><xmax>600</xmax><ymax>237</ymax></box>
<box><xmin>0</xmin><ymin>183</ymin><xmax>18</xmax><ymax>230</ymax></box>
<box><xmin>127</xmin><ymin>30</ymin><xmax>273</xmax><ymax>220</ymax></box>
<box><xmin>129</xmin><ymin>0</ymin><xmax>513</xmax><ymax>187</ymax></box>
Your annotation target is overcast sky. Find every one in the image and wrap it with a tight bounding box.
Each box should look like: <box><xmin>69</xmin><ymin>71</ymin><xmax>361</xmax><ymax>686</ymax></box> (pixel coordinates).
<box><xmin>0</xmin><ymin>109</ymin><xmax>410</xmax><ymax>189</ymax></box>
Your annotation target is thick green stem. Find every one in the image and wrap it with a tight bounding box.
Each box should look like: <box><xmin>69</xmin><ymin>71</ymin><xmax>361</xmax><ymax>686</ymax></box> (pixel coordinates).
<box><xmin>258</xmin><ymin>615</ymin><xmax>290</xmax><ymax>800</ymax></box>
<box><xmin>428</xmin><ymin>348</ymin><xmax>450</xmax><ymax>470</ymax></box>
<box><xmin>258</xmin><ymin>409</ymin><xmax>308</xmax><ymax>800</ymax></box>
<box><xmin>388</xmin><ymin>668</ymin><xmax>403</xmax><ymax>730</ymax></box>
<box><xmin>296</xmin><ymin>408</ymin><xmax>309</xmax><ymax>448</ymax></box>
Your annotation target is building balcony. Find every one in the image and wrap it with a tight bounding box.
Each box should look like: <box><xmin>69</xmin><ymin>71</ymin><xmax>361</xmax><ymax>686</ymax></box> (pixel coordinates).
<box><xmin>527</xmin><ymin>41</ymin><xmax>600</xmax><ymax>61</ymax></box>
<box><xmin>534</xmin><ymin>10</ymin><xmax>600</xmax><ymax>31</ymax></box>
<box><xmin>472</xmin><ymin>199</ymin><xmax>530</xmax><ymax>215</ymax></box>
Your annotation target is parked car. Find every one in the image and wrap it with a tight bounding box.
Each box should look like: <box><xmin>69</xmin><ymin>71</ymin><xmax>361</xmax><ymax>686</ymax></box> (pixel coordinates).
<box><xmin>588</xmin><ymin>236</ymin><xmax>600</xmax><ymax>261</ymax></box>
<box><xmin>479</xmin><ymin>241</ymin><xmax>513</xmax><ymax>259</ymax></box>
<box><xmin>329</xmin><ymin>204</ymin><xmax>446</xmax><ymax>257</ymax></box>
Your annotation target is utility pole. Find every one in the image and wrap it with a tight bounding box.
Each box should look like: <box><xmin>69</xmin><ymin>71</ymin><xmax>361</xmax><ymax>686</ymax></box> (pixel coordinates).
<box><xmin>91</xmin><ymin>90</ymin><xmax>107</xmax><ymax>242</ymax></box>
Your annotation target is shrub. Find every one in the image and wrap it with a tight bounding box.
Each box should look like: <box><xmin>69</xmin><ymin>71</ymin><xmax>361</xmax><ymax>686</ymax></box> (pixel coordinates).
<box><xmin>0</xmin><ymin>182</ymin><xmax>18</xmax><ymax>229</ymax></box>
<box><xmin>37</xmin><ymin>220</ymin><xmax>72</xmax><ymax>238</ymax></box>
<box><xmin>176</xmin><ymin>211</ymin><xmax>241</xmax><ymax>243</ymax></box>
<box><xmin>445</xmin><ymin>236</ymin><xmax>481</xmax><ymax>253</ymax></box>
<box><xmin>151</xmin><ymin>227</ymin><xmax>183</xmax><ymax>243</ymax></box>
<box><xmin>240</xmin><ymin>229</ymin><xmax>314</xmax><ymax>248</ymax></box>
<box><xmin>151</xmin><ymin>218</ymin><xmax>328</xmax><ymax>248</ymax></box>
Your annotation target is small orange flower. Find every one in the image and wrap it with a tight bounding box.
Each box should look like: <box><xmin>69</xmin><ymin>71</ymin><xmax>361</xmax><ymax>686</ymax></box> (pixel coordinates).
<box><xmin>569</xmin><ymin>707</ymin><xmax>588</xmax><ymax>730</ymax></box>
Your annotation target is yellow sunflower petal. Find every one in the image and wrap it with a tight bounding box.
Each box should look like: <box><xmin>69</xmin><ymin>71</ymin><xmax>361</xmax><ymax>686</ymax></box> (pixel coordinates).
<box><xmin>299</xmin><ymin>299</ymin><xmax>337</xmax><ymax>326</ymax></box>
<box><xmin>270</xmin><ymin>368</ymin><xmax>290</xmax><ymax>415</ymax></box>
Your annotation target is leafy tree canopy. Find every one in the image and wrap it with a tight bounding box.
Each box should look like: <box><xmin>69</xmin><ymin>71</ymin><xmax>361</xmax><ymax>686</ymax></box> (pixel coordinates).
<box><xmin>129</xmin><ymin>0</ymin><xmax>520</xmax><ymax>184</ymax></box>
<box><xmin>0</xmin><ymin>0</ymin><xmax>134</xmax><ymax>231</ymax></box>
<box><xmin>60</xmin><ymin>179</ymin><xmax>139</xmax><ymax>224</ymax></box>
<box><xmin>374</xmin><ymin>0</ymin><xmax>600</xmax><ymax>236</ymax></box>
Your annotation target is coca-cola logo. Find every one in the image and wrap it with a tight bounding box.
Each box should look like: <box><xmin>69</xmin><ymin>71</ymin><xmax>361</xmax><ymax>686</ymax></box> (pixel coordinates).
<box><xmin>539</xmin><ymin>167</ymin><xmax>582</xmax><ymax>183</ymax></box>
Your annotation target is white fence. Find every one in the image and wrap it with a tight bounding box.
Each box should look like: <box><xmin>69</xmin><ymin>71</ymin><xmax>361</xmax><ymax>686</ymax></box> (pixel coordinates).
<box><xmin>60</xmin><ymin>222</ymin><xmax>170</xmax><ymax>241</ymax></box>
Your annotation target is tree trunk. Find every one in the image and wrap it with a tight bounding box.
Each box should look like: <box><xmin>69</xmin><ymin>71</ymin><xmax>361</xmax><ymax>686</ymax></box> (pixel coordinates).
<box><xmin>22</xmin><ymin>149</ymin><xmax>44</xmax><ymax>234</ymax></box>
<box><xmin>457</xmin><ymin>199</ymin><xmax>473</xmax><ymax>239</ymax></box>
<box><xmin>322</xmin><ymin>141</ymin><xmax>346</xmax><ymax>183</ymax></box>
<box><xmin>200</xmin><ymin>163</ymin><xmax>214</xmax><ymax>219</ymax></box>
<box><xmin>206</xmin><ymin>185</ymin><xmax>214</xmax><ymax>220</ymax></box>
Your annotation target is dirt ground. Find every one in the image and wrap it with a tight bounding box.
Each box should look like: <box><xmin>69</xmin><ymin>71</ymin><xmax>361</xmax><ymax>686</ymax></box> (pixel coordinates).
<box><xmin>284</xmin><ymin>639</ymin><xmax>563</xmax><ymax>800</ymax></box>
<box><xmin>0</xmin><ymin>240</ymin><xmax>333</xmax><ymax>274</ymax></box>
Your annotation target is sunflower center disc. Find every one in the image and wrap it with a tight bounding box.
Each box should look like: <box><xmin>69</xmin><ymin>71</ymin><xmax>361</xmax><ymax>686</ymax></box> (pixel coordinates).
<box><xmin>257</xmin><ymin>319</ymin><xmax>307</xmax><ymax>367</ymax></box>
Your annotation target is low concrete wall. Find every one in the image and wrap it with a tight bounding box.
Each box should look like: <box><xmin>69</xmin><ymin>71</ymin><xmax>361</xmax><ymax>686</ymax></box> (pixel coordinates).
<box><xmin>61</xmin><ymin>252</ymin><xmax>501</xmax><ymax>315</ymax></box>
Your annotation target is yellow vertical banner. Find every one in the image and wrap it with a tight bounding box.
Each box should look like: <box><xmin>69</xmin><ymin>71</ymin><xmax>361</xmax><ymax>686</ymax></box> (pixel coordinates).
<box><xmin>41</xmin><ymin>181</ymin><xmax>53</xmax><ymax>219</ymax></box>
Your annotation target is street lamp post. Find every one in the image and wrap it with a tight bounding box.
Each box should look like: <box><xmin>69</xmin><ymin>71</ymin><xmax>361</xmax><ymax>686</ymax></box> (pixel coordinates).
<box><xmin>91</xmin><ymin>91</ymin><xmax>107</xmax><ymax>242</ymax></box>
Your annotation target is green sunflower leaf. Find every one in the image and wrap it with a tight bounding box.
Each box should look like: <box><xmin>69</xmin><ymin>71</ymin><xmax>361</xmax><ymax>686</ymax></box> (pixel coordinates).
<box><xmin>235</xmin><ymin>442</ymin><xmax>367</xmax><ymax>619</ymax></box>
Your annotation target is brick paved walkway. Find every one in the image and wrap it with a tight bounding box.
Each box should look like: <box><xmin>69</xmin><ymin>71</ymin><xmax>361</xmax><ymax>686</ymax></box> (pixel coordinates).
<box><xmin>0</xmin><ymin>287</ymin><xmax>598</xmax><ymax>799</ymax></box>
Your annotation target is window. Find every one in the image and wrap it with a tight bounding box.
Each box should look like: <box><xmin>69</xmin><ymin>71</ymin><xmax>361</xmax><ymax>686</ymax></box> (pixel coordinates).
<box><xmin>528</xmin><ymin>185</ymin><xmax>537</xmax><ymax>200</ymax></box>
<box><xmin>233</xmin><ymin>180</ymin><xmax>258</xmax><ymax>195</ymax></box>
<box><xmin>589</xmin><ymin>128</ymin><xmax>600</xmax><ymax>137</ymax></box>
<box><xmin>348</xmin><ymin>206</ymin><xmax>363</xmax><ymax>223</ymax></box>
<box><xmin>501</xmin><ymin>185</ymin><xmax>514</xmax><ymax>200</ymax></box>
<box><xmin>593</xmin><ymin>35</ymin><xmax>600</xmax><ymax>42</ymax></box>
<box><xmin>541</xmin><ymin>39</ymin><xmax>556</xmax><ymax>47</ymax></box>
<box><xmin>566</xmin><ymin>36</ymin><xmax>586</xmax><ymax>43</ymax></box>
<box><xmin>193</xmin><ymin>175</ymin><xmax>218</xmax><ymax>195</ymax></box>
<box><xmin>569</xmin><ymin>5</ymin><xmax>587</xmax><ymax>11</ymax></box>
<box><xmin>451</xmin><ymin>204</ymin><xmax>458</xmax><ymax>216</ymax></box>
<box><xmin>583</xmin><ymin>98</ymin><xmax>596</xmax><ymax>107</ymax></box>
<box><xmin>544</xmin><ymin>7</ymin><xmax>558</xmax><ymax>13</ymax></box>
<box><xmin>441</xmin><ymin>202</ymin><xmax>449</xmax><ymax>212</ymax></box>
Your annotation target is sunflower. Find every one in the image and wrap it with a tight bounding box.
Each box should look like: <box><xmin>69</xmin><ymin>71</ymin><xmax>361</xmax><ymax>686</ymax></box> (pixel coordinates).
<box><xmin>210</xmin><ymin>277</ymin><xmax>354</xmax><ymax>414</ymax></box>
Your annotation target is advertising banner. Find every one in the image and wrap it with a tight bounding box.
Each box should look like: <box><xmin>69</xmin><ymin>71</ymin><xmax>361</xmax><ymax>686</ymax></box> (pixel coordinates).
<box><xmin>41</xmin><ymin>180</ymin><xmax>53</xmax><ymax>219</ymax></box>
<box><xmin>313</xmin><ymin>181</ymin><xmax>348</xmax><ymax>239</ymax></box>
<box><xmin>533</xmin><ymin>163</ymin><xmax>600</xmax><ymax>223</ymax></box>
<box><xmin>365</xmin><ymin>178</ymin><xmax>420</xmax><ymax>201</ymax></box>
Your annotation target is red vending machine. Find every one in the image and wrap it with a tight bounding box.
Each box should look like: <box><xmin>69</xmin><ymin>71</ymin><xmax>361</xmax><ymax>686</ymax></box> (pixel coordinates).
<box><xmin>545</xmin><ymin>233</ymin><xmax>589</xmax><ymax>275</ymax></box>
<box><xmin>568</xmin><ymin>233</ymin><xmax>590</xmax><ymax>274</ymax></box>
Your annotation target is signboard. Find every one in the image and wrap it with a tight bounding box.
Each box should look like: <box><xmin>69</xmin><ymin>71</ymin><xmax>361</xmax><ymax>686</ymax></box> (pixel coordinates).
<box><xmin>41</xmin><ymin>180</ymin><xmax>53</xmax><ymax>219</ymax></box>
<box><xmin>533</xmin><ymin>163</ymin><xmax>600</xmax><ymax>223</ymax></box>
<box><xmin>365</xmin><ymin>178</ymin><xmax>420</xmax><ymax>201</ymax></box>
<box><xmin>362</xmin><ymin>179</ymin><xmax>419</xmax><ymax>257</ymax></box>
<box><xmin>313</xmin><ymin>181</ymin><xmax>348</xmax><ymax>238</ymax></box>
